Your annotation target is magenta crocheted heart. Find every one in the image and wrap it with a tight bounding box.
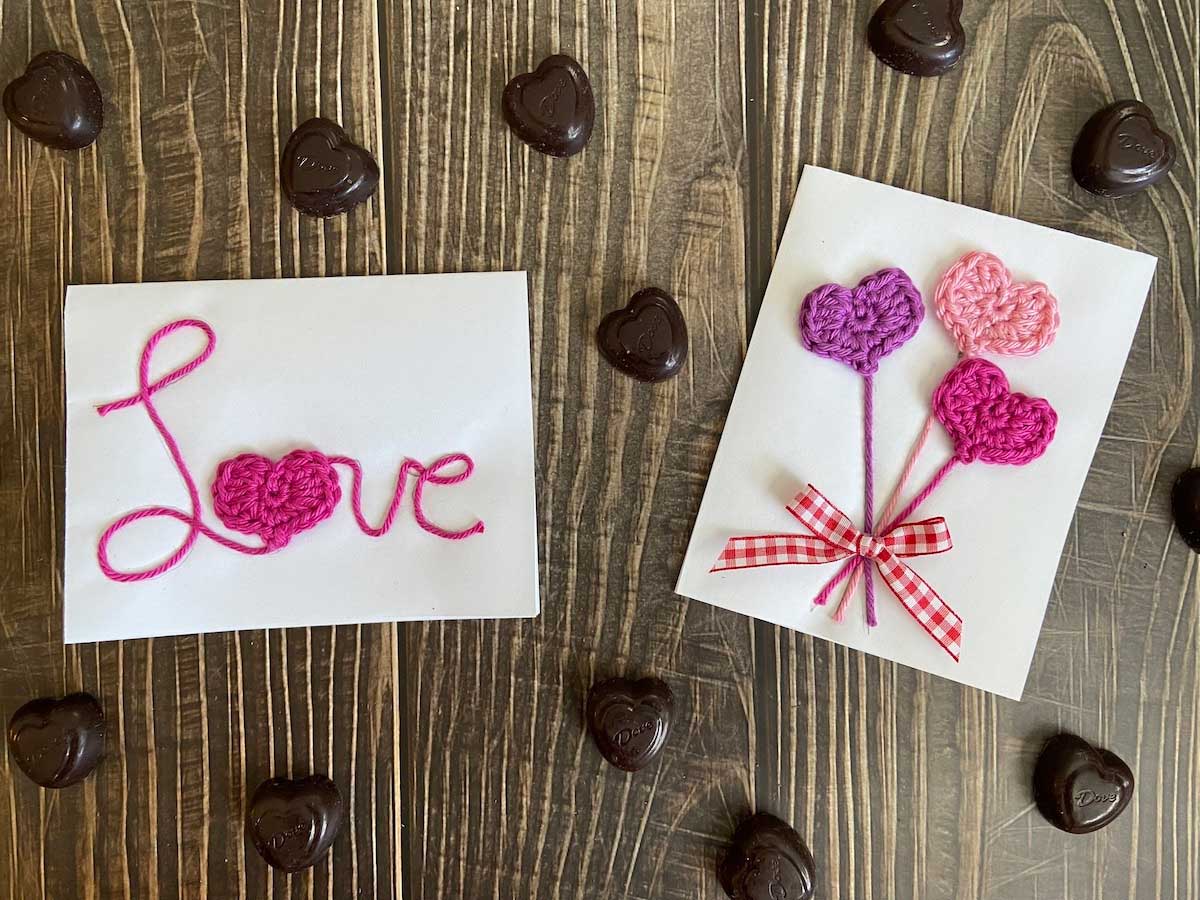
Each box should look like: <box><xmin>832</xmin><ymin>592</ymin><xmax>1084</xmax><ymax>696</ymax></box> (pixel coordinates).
<box><xmin>212</xmin><ymin>450</ymin><xmax>341</xmax><ymax>549</ymax></box>
<box><xmin>933</xmin><ymin>358</ymin><xmax>1057</xmax><ymax>465</ymax></box>
<box><xmin>800</xmin><ymin>268</ymin><xmax>924</xmax><ymax>375</ymax></box>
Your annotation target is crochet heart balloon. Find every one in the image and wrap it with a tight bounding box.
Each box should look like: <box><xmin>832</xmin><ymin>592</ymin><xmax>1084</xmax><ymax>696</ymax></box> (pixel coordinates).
<box><xmin>212</xmin><ymin>450</ymin><xmax>341</xmax><ymax>549</ymax></box>
<box><xmin>800</xmin><ymin>268</ymin><xmax>924</xmax><ymax>375</ymax></box>
<box><xmin>935</xmin><ymin>251</ymin><xmax>1060</xmax><ymax>357</ymax></box>
<box><xmin>933</xmin><ymin>358</ymin><xmax>1057</xmax><ymax>465</ymax></box>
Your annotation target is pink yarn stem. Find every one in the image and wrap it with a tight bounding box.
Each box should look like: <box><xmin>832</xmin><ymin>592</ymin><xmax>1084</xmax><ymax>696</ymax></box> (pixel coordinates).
<box><xmin>832</xmin><ymin>411</ymin><xmax>936</xmax><ymax>623</ymax></box>
<box><xmin>96</xmin><ymin>319</ymin><xmax>483</xmax><ymax>583</ymax></box>
<box><xmin>881</xmin><ymin>455</ymin><xmax>959</xmax><ymax>533</ymax></box>
<box><xmin>813</xmin><ymin>455</ymin><xmax>959</xmax><ymax>609</ymax></box>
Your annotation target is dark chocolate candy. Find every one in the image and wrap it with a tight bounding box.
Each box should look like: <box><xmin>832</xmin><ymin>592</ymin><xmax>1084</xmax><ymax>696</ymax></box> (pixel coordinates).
<box><xmin>502</xmin><ymin>54</ymin><xmax>594</xmax><ymax>158</ymax></box>
<box><xmin>719</xmin><ymin>813</ymin><xmax>816</xmax><ymax>900</ymax></box>
<box><xmin>1172</xmin><ymin>468</ymin><xmax>1200</xmax><ymax>552</ymax></box>
<box><xmin>1072</xmin><ymin>100</ymin><xmax>1176</xmax><ymax>198</ymax></box>
<box><xmin>867</xmin><ymin>0</ymin><xmax>965</xmax><ymax>77</ymax></box>
<box><xmin>7</xmin><ymin>692</ymin><xmax>106</xmax><ymax>788</ymax></box>
<box><xmin>1034</xmin><ymin>733</ymin><xmax>1133</xmax><ymax>835</ymax></box>
<box><xmin>597</xmin><ymin>288</ymin><xmax>688</xmax><ymax>383</ymax></box>
<box><xmin>3</xmin><ymin>51</ymin><xmax>103</xmax><ymax>150</ymax></box>
<box><xmin>247</xmin><ymin>774</ymin><xmax>344</xmax><ymax>872</ymax></box>
<box><xmin>586</xmin><ymin>677</ymin><xmax>672</xmax><ymax>772</ymax></box>
<box><xmin>280</xmin><ymin>117</ymin><xmax>379</xmax><ymax>217</ymax></box>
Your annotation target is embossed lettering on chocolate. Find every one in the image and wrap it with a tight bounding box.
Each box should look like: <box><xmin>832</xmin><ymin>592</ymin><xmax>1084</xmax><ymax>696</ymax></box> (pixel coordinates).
<box><xmin>1072</xmin><ymin>100</ymin><xmax>1176</xmax><ymax>197</ymax></box>
<box><xmin>246</xmin><ymin>775</ymin><xmax>345</xmax><ymax>872</ymax></box>
<box><xmin>867</xmin><ymin>0</ymin><xmax>966</xmax><ymax>77</ymax></box>
<box><xmin>7</xmin><ymin>693</ymin><xmax>106</xmax><ymax>788</ymax></box>
<box><xmin>280</xmin><ymin>117</ymin><xmax>380</xmax><ymax>217</ymax></box>
<box><xmin>502</xmin><ymin>54</ymin><xmax>595</xmax><ymax>158</ymax></box>
<box><xmin>586</xmin><ymin>677</ymin><xmax>673</xmax><ymax>772</ymax></box>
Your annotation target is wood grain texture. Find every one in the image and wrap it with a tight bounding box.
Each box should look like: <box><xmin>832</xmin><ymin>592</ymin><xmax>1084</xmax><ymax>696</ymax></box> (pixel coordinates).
<box><xmin>0</xmin><ymin>1</ymin><xmax>395</xmax><ymax>898</ymax></box>
<box><xmin>0</xmin><ymin>0</ymin><xmax>1196</xmax><ymax>898</ymax></box>
<box><xmin>746</xmin><ymin>3</ymin><xmax>1198</xmax><ymax>899</ymax></box>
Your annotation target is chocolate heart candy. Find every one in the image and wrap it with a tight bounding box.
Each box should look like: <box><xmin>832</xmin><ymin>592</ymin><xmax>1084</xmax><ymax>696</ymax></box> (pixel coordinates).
<box><xmin>1034</xmin><ymin>734</ymin><xmax>1134</xmax><ymax>834</ymax></box>
<box><xmin>7</xmin><ymin>693</ymin><xmax>105</xmax><ymax>788</ymax></box>
<box><xmin>867</xmin><ymin>0</ymin><xmax>965</xmax><ymax>77</ymax></box>
<box><xmin>1072</xmin><ymin>100</ymin><xmax>1176</xmax><ymax>198</ymax></box>
<box><xmin>502</xmin><ymin>54</ymin><xmax>595</xmax><ymax>158</ymax></box>
<box><xmin>281</xmin><ymin>117</ymin><xmax>380</xmax><ymax>217</ymax></box>
<box><xmin>586</xmin><ymin>677</ymin><xmax>672</xmax><ymax>772</ymax></box>
<box><xmin>247</xmin><ymin>774</ymin><xmax>344</xmax><ymax>872</ymax></box>
<box><xmin>3</xmin><ymin>51</ymin><xmax>103</xmax><ymax>150</ymax></box>
<box><xmin>597</xmin><ymin>288</ymin><xmax>688</xmax><ymax>383</ymax></box>
<box><xmin>1171</xmin><ymin>467</ymin><xmax>1200</xmax><ymax>552</ymax></box>
<box><xmin>719</xmin><ymin>813</ymin><xmax>816</xmax><ymax>900</ymax></box>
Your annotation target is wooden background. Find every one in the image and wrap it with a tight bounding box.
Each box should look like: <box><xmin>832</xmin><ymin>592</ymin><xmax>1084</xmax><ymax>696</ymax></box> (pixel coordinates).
<box><xmin>0</xmin><ymin>0</ymin><xmax>1195</xmax><ymax>897</ymax></box>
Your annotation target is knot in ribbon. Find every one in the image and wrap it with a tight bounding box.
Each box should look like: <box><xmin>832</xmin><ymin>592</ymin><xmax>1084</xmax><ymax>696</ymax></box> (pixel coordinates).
<box><xmin>855</xmin><ymin>532</ymin><xmax>887</xmax><ymax>560</ymax></box>
<box><xmin>711</xmin><ymin>485</ymin><xmax>963</xmax><ymax>661</ymax></box>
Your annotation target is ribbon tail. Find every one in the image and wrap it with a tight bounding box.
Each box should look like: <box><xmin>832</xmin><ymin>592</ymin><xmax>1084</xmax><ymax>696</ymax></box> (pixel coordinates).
<box><xmin>873</xmin><ymin>551</ymin><xmax>962</xmax><ymax>662</ymax></box>
<box><xmin>712</xmin><ymin>533</ymin><xmax>851</xmax><ymax>573</ymax></box>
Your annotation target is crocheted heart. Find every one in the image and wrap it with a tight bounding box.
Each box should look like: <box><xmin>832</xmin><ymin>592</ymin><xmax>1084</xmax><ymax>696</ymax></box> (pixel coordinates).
<box><xmin>212</xmin><ymin>450</ymin><xmax>341</xmax><ymax>549</ymax></box>
<box><xmin>933</xmin><ymin>358</ymin><xmax>1057</xmax><ymax>465</ymax></box>
<box><xmin>935</xmin><ymin>251</ymin><xmax>1060</xmax><ymax>357</ymax></box>
<box><xmin>800</xmin><ymin>268</ymin><xmax>924</xmax><ymax>375</ymax></box>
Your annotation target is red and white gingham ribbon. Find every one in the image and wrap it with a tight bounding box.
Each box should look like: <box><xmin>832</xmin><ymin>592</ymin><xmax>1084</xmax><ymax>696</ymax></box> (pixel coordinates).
<box><xmin>711</xmin><ymin>484</ymin><xmax>963</xmax><ymax>661</ymax></box>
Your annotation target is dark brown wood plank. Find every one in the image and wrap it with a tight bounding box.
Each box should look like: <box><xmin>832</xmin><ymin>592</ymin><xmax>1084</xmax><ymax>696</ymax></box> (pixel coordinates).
<box><xmin>0</xmin><ymin>1</ymin><xmax>393</xmax><ymax>897</ymax></box>
<box><xmin>379</xmin><ymin>1</ymin><xmax>754</xmax><ymax>897</ymax></box>
<box><xmin>747</xmin><ymin>2</ymin><xmax>1198</xmax><ymax>899</ymax></box>
<box><xmin>0</xmin><ymin>0</ymin><xmax>1195</xmax><ymax>898</ymax></box>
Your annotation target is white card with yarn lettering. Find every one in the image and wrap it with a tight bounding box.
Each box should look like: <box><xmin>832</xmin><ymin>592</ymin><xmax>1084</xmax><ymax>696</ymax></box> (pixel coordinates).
<box><xmin>675</xmin><ymin>167</ymin><xmax>1157</xmax><ymax>699</ymax></box>
<box><xmin>64</xmin><ymin>273</ymin><xmax>539</xmax><ymax>643</ymax></box>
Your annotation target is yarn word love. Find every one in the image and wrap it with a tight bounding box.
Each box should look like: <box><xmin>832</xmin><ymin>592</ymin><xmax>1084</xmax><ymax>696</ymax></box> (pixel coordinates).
<box><xmin>95</xmin><ymin>318</ymin><xmax>484</xmax><ymax>583</ymax></box>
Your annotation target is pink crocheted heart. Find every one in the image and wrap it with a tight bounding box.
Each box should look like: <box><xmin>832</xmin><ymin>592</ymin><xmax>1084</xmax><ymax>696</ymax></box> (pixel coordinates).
<box><xmin>212</xmin><ymin>450</ymin><xmax>341</xmax><ymax>549</ymax></box>
<box><xmin>935</xmin><ymin>251</ymin><xmax>1060</xmax><ymax>357</ymax></box>
<box><xmin>800</xmin><ymin>268</ymin><xmax>924</xmax><ymax>375</ymax></box>
<box><xmin>933</xmin><ymin>358</ymin><xmax>1057</xmax><ymax>465</ymax></box>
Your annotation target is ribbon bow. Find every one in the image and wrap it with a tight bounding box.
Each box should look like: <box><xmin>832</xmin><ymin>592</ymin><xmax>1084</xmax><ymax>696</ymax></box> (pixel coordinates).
<box><xmin>711</xmin><ymin>485</ymin><xmax>962</xmax><ymax>661</ymax></box>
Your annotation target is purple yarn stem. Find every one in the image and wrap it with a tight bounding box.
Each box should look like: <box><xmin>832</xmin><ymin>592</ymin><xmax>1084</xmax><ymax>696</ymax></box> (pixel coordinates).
<box><xmin>863</xmin><ymin>374</ymin><xmax>877</xmax><ymax>626</ymax></box>
<box><xmin>812</xmin><ymin>455</ymin><xmax>960</xmax><ymax>610</ymax></box>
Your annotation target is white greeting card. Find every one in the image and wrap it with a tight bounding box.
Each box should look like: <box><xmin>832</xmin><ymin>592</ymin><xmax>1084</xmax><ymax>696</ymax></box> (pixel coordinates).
<box><xmin>64</xmin><ymin>273</ymin><xmax>539</xmax><ymax>643</ymax></box>
<box><xmin>675</xmin><ymin>167</ymin><xmax>1156</xmax><ymax>698</ymax></box>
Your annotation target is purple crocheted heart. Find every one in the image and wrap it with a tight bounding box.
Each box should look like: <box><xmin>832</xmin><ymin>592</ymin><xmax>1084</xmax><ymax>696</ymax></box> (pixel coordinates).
<box><xmin>212</xmin><ymin>450</ymin><xmax>341</xmax><ymax>549</ymax></box>
<box><xmin>933</xmin><ymin>358</ymin><xmax>1057</xmax><ymax>465</ymax></box>
<box><xmin>800</xmin><ymin>268</ymin><xmax>924</xmax><ymax>375</ymax></box>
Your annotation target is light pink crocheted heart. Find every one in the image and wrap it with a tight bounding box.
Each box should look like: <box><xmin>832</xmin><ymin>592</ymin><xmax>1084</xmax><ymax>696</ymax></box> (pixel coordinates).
<box><xmin>935</xmin><ymin>251</ymin><xmax>1059</xmax><ymax>357</ymax></box>
<box><xmin>212</xmin><ymin>450</ymin><xmax>340</xmax><ymax>549</ymax></box>
<box><xmin>933</xmin><ymin>358</ymin><xmax>1057</xmax><ymax>465</ymax></box>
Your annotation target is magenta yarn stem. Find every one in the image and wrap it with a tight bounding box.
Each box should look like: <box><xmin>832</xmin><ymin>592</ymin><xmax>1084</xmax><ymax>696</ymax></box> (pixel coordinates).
<box><xmin>834</xmin><ymin>411</ymin><xmax>937</xmax><ymax>623</ymax></box>
<box><xmin>812</xmin><ymin>456</ymin><xmax>960</xmax><ymax>608</ymax></box>
<box><xmin>881</xmin><ymin>456</ymin><xmax>959</xmax><ymax>533</ymax></box>
<box><xmin>862</xmin><ymin>374</ymin><xmax>877</xmax><ymax>626</ymax></box>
